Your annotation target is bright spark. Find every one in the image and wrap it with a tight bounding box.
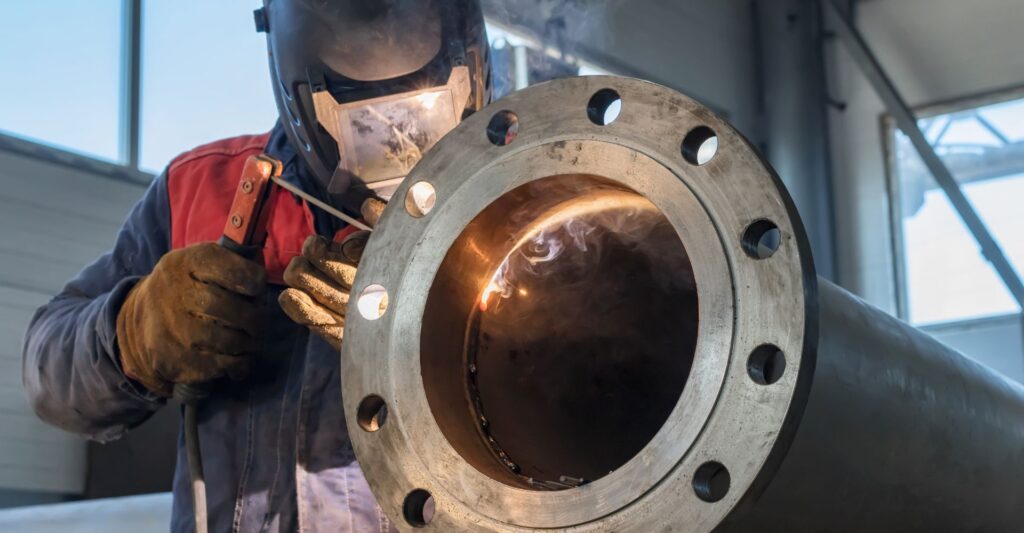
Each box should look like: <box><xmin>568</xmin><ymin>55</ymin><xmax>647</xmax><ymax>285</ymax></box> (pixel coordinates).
<box><xmin>418</xmin><ymin>91</ymin><xmax>442</xmax><ymax>110</ymax></box>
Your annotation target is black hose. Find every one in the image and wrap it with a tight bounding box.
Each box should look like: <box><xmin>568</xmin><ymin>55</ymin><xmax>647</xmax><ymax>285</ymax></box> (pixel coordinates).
<box><xmin>174</xmin><ymin>384</ymin><xmax>209</xmax><ymax>533</ymax></box>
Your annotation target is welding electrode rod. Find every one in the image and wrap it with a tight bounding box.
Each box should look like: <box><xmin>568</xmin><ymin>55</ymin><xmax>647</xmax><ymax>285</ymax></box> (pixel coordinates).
<box><xmin>271</xmin><ymin>176</ymin><xmax>373</xmax><ymax>231</ymax></box>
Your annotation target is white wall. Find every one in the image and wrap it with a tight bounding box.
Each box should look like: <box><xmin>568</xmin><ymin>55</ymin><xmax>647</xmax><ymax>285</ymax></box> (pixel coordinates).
<box><xmin>824</xmin><ymin>0</ymin><xmax>1024</xmax><ymax>380</ymax></box>
<box><xmin>0</xmin><ymin>150</ymin><xmax>145</xmax><ymax>497</ymax></box>
<box><xmin>576</xmin><ymin>0</ymin><xmax>760</xmax><ymax>134</ymax></box>
<box><xmin>483</xmin><ymin>0</ymin><xmax>761</xmax><ymax>134</ymax></box>
<box><xmin>0</xmin><ymin>492</ymin><xmax>171</xmax><ymax>532</ymax></box>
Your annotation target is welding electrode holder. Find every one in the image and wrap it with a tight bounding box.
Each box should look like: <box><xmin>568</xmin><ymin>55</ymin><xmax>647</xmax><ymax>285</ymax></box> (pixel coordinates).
<box><xmin>177</xmin><ymin>153</ymin><xmax>283</xmax><ymax>533</ymax></box>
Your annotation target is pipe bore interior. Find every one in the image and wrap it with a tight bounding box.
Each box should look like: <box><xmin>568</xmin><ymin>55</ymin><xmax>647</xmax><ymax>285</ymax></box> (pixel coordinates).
<box><xmin>421</xmin><ymin>174</ymin><xmax>699</xmax><ymax>490</ymax></box>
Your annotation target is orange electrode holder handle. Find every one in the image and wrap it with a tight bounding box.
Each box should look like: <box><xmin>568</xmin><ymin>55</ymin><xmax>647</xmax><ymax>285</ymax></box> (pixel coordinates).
<box><xmin>177</xmin><ymin>155</ymin><xmax>284</xmax><ymax>533</ymax></box>
<box><xmin>218</xmin><ymin>154</ymin><xmax>284</xmax><ymax>259</ymax></box>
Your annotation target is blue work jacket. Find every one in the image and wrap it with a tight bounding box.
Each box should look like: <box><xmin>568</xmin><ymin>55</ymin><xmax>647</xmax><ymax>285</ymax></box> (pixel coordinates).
<box><xmin>22</xmin><ymin>124</ymin><xmax>395</xmax><ymax>532</ymax></box>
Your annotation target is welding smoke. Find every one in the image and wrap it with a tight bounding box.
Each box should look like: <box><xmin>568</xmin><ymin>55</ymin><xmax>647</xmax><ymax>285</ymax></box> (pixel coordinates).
<box><xmin>479</xmin><ymin>178</ymin><xmax>695</xmax><ymax>314</ymax></box>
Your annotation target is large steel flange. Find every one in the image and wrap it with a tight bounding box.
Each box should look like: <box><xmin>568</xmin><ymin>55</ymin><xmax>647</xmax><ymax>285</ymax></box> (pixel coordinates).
<box><xmin>341</xmin><ymin>76</ymin><xmax>816</xmax><ymax>531</ymax></box>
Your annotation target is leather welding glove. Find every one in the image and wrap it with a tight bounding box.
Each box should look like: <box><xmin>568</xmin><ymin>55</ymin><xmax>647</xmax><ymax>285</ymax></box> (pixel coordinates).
<box><xmin>279</xmin><ymin>198</ymin><xmax>386</xmax><ymax>351</ymax></box>
<box><xmin>116</xmin><ymin>242</ymin><xmax>267</xmax><ymax>397</ymax></box>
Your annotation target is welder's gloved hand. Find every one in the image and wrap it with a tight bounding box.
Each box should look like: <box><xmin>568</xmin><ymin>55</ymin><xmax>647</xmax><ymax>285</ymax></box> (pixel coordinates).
<box><xmin>279</xmin><ymin>198</ymin><xmax>385</xmax><ymax>351</ymax></box>
<box><xmin>116</xmin><ymin>242</ymin><xmax>267</xmax><ymax>397</ymax></box>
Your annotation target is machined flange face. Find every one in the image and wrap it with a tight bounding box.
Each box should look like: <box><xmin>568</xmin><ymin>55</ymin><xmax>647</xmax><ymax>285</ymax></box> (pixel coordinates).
<box><xmin>341</xmin><ymin>76</ymin><xmax>816</xmax><ymax>531</ymax></box>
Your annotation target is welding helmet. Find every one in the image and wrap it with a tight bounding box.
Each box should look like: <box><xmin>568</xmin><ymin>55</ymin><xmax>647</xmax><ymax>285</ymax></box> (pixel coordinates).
<box><xmin>256</xmin><ymin>0</ymin><xmax>491</xmax><ymax>197</ymax></box>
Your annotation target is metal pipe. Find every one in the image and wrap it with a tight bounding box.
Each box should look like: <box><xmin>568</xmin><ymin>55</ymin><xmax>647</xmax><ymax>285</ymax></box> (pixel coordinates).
<box><xmin>120</xmin><ymin>0</ymin><xmax>142</xmax><ymax>169</ymax></box>
<box><xmin>341</xmin><ymin>75</ymin><xmax>1024</xmax><ymax>532</ymax></box>
<box><xmin>718</xmin><ymin>280</ymin><xmax>1024</xmax><ymax>531</ymax></box>
<box><xmin>513</xmin><ymin>45</ymin><xmax>529</xmax><ymax>90</ymax></box>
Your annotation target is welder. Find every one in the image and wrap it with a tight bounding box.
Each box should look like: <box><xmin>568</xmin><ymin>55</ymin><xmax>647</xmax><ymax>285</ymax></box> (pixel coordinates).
<box><xmin>21</xmin><ymin>1</ymin><xmax>491</xmax><ymax>531</ymax></box>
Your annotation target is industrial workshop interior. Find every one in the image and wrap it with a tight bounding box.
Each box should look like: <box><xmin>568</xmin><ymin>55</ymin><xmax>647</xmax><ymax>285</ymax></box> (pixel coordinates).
<box><xmin>1</xmin><ymin>0</ymin><xmax>1023</xmax><ymax>531</ymax></box>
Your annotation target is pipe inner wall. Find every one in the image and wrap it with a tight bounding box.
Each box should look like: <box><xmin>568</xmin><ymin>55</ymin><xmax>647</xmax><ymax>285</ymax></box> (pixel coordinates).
<box><xmin>421</xmin><ymin>175</ymin><xmax>699</xmax><ymax>490</ymax></box>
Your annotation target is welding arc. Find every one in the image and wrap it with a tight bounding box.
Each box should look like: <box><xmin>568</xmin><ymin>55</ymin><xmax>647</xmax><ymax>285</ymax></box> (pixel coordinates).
<box><xmin>479</xmin><ymin>189</ymin><xmax>657</xmax><ymax>309</ymax></box>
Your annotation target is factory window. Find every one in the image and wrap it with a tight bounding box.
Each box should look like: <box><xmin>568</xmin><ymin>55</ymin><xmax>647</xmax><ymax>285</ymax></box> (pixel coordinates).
<box><xmin>139</xmin><ymin>0</ymin><xmax>276</xmax><ymax>173</ymax></box>
<box><xmin>0</xmin><ymin>1</ymin><xmax>123</xmax><ymax>162</ymax></box>
<box><xmin>0</xmin><ymin>6</ymin><xmax>613</xmax><ymax>177</ymax></box>
<box><xmin>891</xmin><ymin>93</ymin><xmax>1024</xmax><ymax>325</ymax></box>
<box><xmin>135</xmin><ymin>16</ymin><xmax>613</xmax><ymax>172</ymax></box>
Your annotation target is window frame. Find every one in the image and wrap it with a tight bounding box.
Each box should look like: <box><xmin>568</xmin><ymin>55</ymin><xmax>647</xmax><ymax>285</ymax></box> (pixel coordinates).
<box><xmin>884</xmin><ymin>83</ymin><xmax>1024</xmax><ymax>325</ymax></box>
<box><xmin>0</xmin><ymin>5</ymin><xmax>620</xmax><ymax>187</ymax></box>
<box><xmin>0</xmin><ymin>0</ymin><xmax>150</xmax><ymax>185</ymax></box>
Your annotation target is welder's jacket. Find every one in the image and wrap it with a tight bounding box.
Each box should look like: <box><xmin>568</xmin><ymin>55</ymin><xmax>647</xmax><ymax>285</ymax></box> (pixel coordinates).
<box><xmin>22</xmin><ymin>124</ymin><xmax>394</xmax><ymax>532</ymax></box>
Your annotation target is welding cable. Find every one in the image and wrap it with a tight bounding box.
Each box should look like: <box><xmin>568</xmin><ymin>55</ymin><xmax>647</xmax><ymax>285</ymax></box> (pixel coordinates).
<box><xmin>174</xmin><ymin>383</ymin><xmax>210</xmax><ymax>533</ymax></box>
